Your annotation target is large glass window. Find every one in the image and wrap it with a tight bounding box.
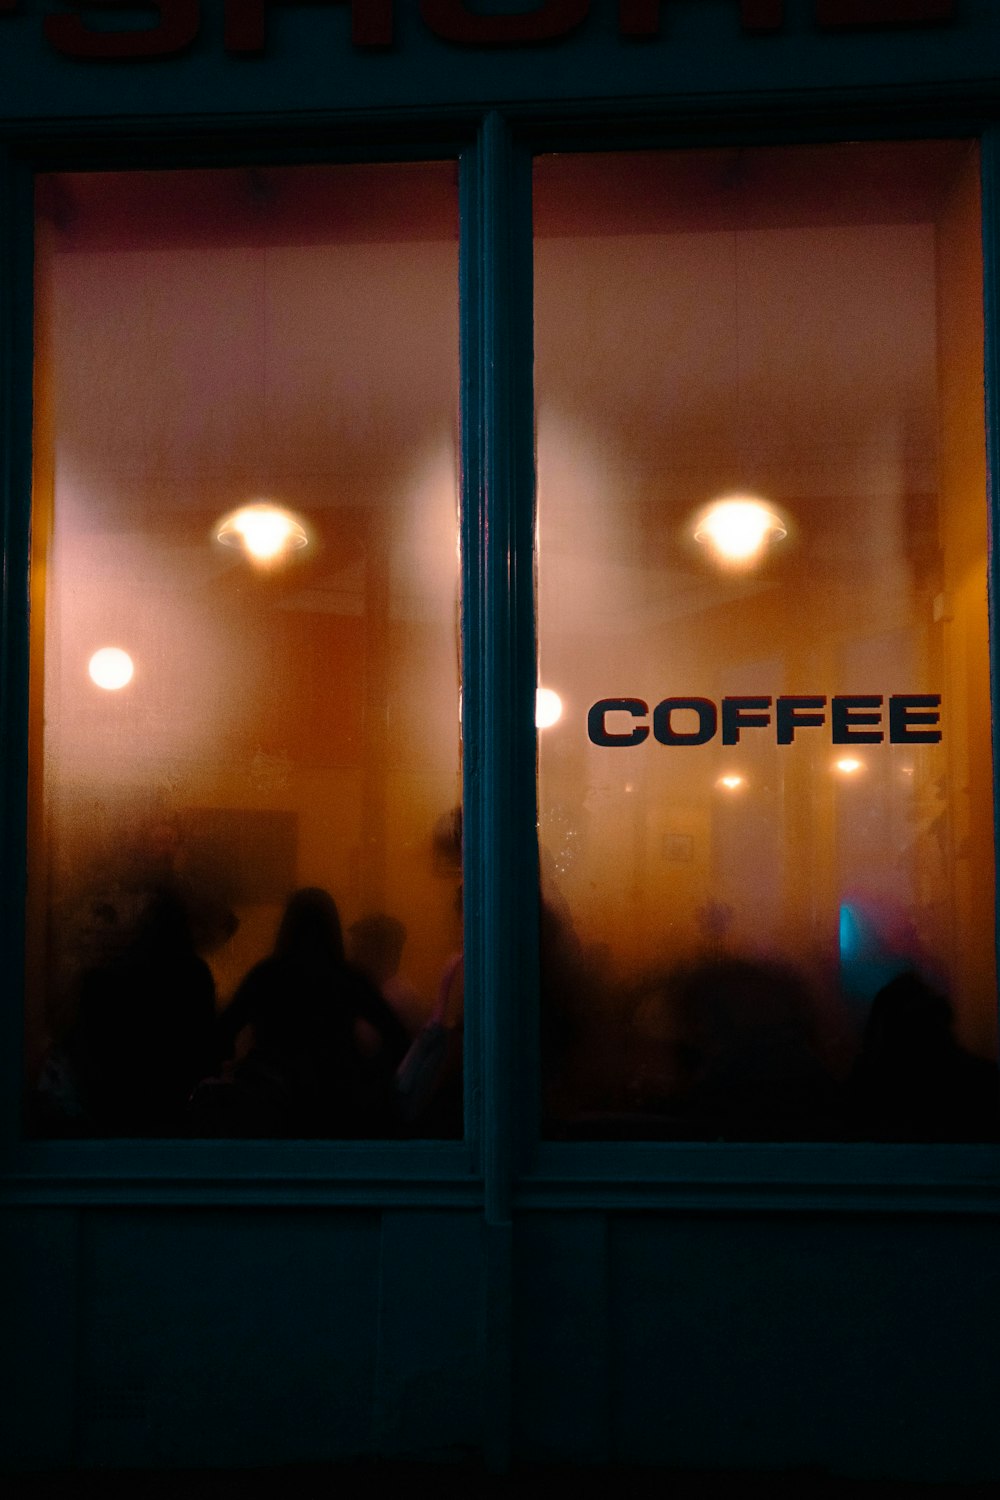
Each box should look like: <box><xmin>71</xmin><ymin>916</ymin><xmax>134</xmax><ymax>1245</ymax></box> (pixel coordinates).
<box><xmin>535</xmin><ymin>141</ymin><xmax>999</xmax><ymax>1141</ymax></box>
<box><xmin>27</xmin><ymin>164</ymin><xmax>463</xmax><ymax>1140</ymax></box>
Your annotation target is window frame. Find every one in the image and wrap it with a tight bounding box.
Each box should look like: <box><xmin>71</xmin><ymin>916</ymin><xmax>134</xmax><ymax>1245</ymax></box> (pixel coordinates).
<box><xmin>0</xmin><ymin>111</ymin><xmax>998</xmax><ymax>1213</ymax></box>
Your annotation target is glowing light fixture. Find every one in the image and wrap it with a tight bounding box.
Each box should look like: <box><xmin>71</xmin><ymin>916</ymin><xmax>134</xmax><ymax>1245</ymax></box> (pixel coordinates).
<box><xmin>216</xmin><ymin>502</ymin><xmax>309</xmax><ymax>563</ymax></box>
<box><xmin>835</xmin><ymin>757</ymin><xmax>863</xmax><ymax>775</ymax></box>
<box><xmin>718</xmin><ymin>774</ymin><xmax>745</xmax><ymax>791</ymax></box>
<box><xmin>88</xmin><ymin>647</ymin><xmax>134</xmax><ymax>691</ymax></box>
<box><xmin>535</xmin><ymin>687</ymin><xmax>563</xmax><ymax>730</ymax></box>
<box><xmin>460</xmin><ymin>686</ymin><xmax>564</xmax><ymax>731</ymax></box>
<box><xmin>693</xmin><ymin>495</ymin><xmax>787</xmax><ymax>565</ymax></box>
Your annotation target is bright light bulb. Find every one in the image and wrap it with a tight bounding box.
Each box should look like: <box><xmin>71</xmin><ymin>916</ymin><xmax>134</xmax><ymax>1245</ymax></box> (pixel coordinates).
<box><xmin>718</xmin><ymin>774</ymin><xmax>744</xmax><ymax>791</ymax></box>
<box><xmin>535</xmin><ymin>687</ymin><xmax>563</xmax><ymax>730</ymax></box>
<box><xmin>240</xmin><ymin>511</ymin><xmax>292</xmax><ymax>559</ymax></box>
<box><xmin>88</xmin><ymin>647</ymin><xmax>134</xmax><ymax>691</ymax></box>
<box><xmin>693</xmin><ymin>496</ymin><xmax>787</xmax><ymax>565</ymax></box>
<box><xmin>216</xmin><ymin>503</ymin><xmax>309</xmax><ymax>563</ymax></box>
<box><xmin>836</xmin><ymin>757</ymin><xmax>863</xmax><ymax>775</ymax></box>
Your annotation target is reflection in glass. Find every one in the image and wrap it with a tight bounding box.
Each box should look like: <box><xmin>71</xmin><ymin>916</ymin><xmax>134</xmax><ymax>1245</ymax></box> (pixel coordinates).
<box><xmin>28</xmin><ymin>164</ymin><xmax>463</xmax><ymax>1139</ymax></box>
<box><xmin>535</xmin><ymin>142</ymin><xmax>998</xmax><ymax>1140</ymax></box>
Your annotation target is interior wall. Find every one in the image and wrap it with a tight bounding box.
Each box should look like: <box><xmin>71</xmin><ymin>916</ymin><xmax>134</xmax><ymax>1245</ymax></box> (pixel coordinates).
<box><xmin>29</xmin><ymin>168</ymin><xmax>463</xmax><ymax>1074</ymax></box>
<box><xmin>936</xmin><ymin>144</ymin><xmax>998</xmax><ymax>1057</ymax></box>
<box><xmin>534</xmin><ymin>143</ymin><xmax>997</xmax><ymax>1131</ymax></box>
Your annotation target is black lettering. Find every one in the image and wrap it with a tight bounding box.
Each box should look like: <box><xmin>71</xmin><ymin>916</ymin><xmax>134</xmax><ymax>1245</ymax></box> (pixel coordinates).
<box><xmin>588</xmin><ymin>698</ymin><xmax>649</xmax><ymax>747</ymax></box>
<box><xmin>653</xmin><ymin>697</ymin><xmax>717</xmax><ymax>746</ymax></box>
<box><xmin>776</xmin><ymin>695</ymin><xmax>826</xmax><ymax>744</ymax></box>
<box><xmin>831</xmin><ymin>695</ymin><xmax>884</xmax><ymax>744</ymax></box>
<box><xmin>889</xmin><ymin>694</ymin><xmax>942</xmax><ymax>744</ymax></box>
<box><xmin>721</xmin><ymin>696</ymin><xmax>771</xmax><ymax>745</ymax></box>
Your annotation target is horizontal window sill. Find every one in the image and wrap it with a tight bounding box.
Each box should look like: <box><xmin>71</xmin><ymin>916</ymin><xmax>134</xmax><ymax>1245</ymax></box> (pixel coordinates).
<box><xmin>3</xmin><ymin>1139</ymin><xmax>999</xmax><ymax>1214</ymax></box>
<box><xmin>518</xmin><ymin>1141</ymin><xmax>1000</xmax><ymax>1215</ymax></box>
<box><xmin>0</xmin><ymin>1138</ymin><xmax>479</xmax><ymax>1206</ymax></box>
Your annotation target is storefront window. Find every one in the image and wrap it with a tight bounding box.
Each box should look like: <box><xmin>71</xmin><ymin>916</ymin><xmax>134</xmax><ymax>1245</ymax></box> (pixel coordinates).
<box><xmin>535</xmin><ymin>141</ymin><xmax>999</xmax><ymax>1140</ymax></box>
<box><xmin>27</xmin><ymin>163</ymin><xmax>463</xmax><ymax>1140</ymax></box>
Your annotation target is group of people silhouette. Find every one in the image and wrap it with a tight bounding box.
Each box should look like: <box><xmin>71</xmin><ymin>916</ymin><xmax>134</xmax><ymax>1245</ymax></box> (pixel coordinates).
<box><xmin>542</xmin><ymin>946</ymin><xmax>1000</xmax><ymax>1142</ymax></box>
<box><xmin>31</xmin><ymin>834</ymin><xmax>999</xmax><ymax>1142</ymax></box>
<box><xmin>34</xmin><ymin>882</ymin><xmax>463</xmax><ymax>1140</ymax></box>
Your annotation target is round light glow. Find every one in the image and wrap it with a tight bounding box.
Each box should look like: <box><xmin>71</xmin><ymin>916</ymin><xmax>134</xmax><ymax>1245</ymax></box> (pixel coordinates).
<box><xmin>836</xmin><ymin>757</ymin><xmax>863</xmax><ymax>775</ymax></box>
<box><xmin>535</xmin><ymin>687</ymin><xmax>563</xmax><ymax>730</ymax></box>
<box><xmin>693</xmin><ymin>496</ymin><xmax>787</xmax><ymax>565</ymax></box>
<box><xmin>216</xmin><ymin>503</ymin><xmax>309</xmax><ymax>562</ymax></box>
<box><xmin>88</xmin><ymin>647</ymin><xmax>134</xmax><ymax>691</ymax></box>
<box><xmin>718</xmin><ymin>774</ymin><xmax>745</xmax><ymax>791</ymax></box>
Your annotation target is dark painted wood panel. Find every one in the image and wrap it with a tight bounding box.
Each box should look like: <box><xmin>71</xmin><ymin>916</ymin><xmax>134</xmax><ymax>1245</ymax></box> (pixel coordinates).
<box><xmin>373</xmin><ymin>1210</ymin><xmax>483</xmax><ymax>1459</ymax></box>
<box><xmin>0</xmin><ymin>1209</ymin><xmax>79</xmax><ymax>1466</ymax></box>
<box><xmin>76</xmin><ymin>1210</ymin><xmax>382</xmax><ymax>1467</ymax></box>
<box><xmin>610</xmin><ymin>1215</ymin><xmax>1000</xmax><ymax>1481</ymax></box>
<box><xmin>512</xmin><ymin>1213</ymin><xmax>611</xmax><ymax>1464</ymax></box>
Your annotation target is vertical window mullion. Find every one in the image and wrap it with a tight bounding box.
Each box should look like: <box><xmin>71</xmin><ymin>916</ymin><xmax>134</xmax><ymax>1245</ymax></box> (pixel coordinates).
<box><xmin>981</xmin><ymin>125</ymin><xmax>1000</xmax><ymax>1032</ymax></box>
<box><xmin>0</xmin><ymin>147</ymin><xmax>33</xmax><ymax>1152</ymax></box>
<box><xmin>462</xmin><ymin>114</ymin><xmax>538</xmax><ymax>1208</ymax></box>
<box><xmin>460</xmin><ymin>107</ymin><xmax>536</xmax><ymax>1476</ymax></box>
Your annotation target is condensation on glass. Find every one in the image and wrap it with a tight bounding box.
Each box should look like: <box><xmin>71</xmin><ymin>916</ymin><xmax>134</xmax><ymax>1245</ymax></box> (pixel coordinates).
<box><xmin>535</xmin><ymin>142</ymin><xmax>999</xmax><ymax>1141</ymax></box>
<box><xmin>27</xmin><ymin>165</ymin><xmax>464</xmax><ymax>1139</ymax></box>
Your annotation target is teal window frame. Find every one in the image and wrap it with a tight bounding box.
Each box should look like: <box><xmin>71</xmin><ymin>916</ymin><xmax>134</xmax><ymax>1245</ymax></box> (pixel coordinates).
<box><xmin>1</xmin><ymin>110</ymin><xmax>998</xmax><ymax>1216</ymax></box>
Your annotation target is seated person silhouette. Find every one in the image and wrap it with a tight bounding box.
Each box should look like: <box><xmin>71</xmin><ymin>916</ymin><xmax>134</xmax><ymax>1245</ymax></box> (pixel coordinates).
<box><xmin>213</xmin><ymin>887</ymin><xmax>411</xmax><ymax>1138</ymax></box>
<box><xmin>348</xmin><ymin>912</ymin><xmax>425</xmax><ymax>1038</ymax></box>
<box><xmin>850</xmin><ymin>970</ymin><xmax>1000</xmax><ymax>1141</ymax></box>
<box><xmin>69</xmin><ymin>888</ymin><xmax>220</xmax><ymax>1136</ymax></box>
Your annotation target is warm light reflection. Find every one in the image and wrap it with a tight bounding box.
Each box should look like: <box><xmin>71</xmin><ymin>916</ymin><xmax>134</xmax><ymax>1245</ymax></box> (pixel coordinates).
<box><xmin>536</xmin><ymin>687</ymin><xmax>563</xmax><ymax>730</ymax></box>
<box><xmin>216</xmin><ymin>503</ymin><xmax>309</xmax><ymax>562</ymax></box>
<box><xmin>88</xmin><ymin>647</ymin><xmax>134</xmax><ymax>691</ymax></box>
<box><xmin>718</xmin><ymin>774</ymin><xmax>745</xmax><ymax>791</ymax></box>
<box><xmin>835</xmin><ymin>758</ymin><xmax>864</xmax><ymax>775</ymax></box>
<box><xmin>459</xmin><ymin>686</ymin><xmax>565</xmax><ymax>730</ymax></box>
<box><xmin>693</xmin><ymin>495</ymin><xmax>787</xmax><ymax>565</ymax></box>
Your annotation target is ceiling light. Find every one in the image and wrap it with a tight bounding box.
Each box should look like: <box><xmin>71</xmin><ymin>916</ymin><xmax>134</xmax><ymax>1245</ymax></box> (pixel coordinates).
<box><xmin>88</xmin><ymin>647</ymin><xmax>134</xmax><ymax>691</ymax></box>
<box><xmin>693</xmin><ymin>495</ymin><xmax>788</xmax><ymax>565</ymax></box>
<box><xmin>536</xmin><ymin>687</ymin><xmax>563</xmax><ymax>730</ymax></box>
<box><xmin>216</xmin><ymin>503</ymin><xmax>309</xmax><ymax>563</ymax></box>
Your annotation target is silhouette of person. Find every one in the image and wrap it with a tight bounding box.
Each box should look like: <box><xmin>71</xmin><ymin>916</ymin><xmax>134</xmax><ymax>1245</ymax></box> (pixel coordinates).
<box><xmin>850</xmin><ymin>970</ymin><xmax>1000</xmax><ymax>1141</ymax></box>
<box><xmin>665</xmin><ymin>956</ymin><xmax>843</xmax><ymax>1140</ymax></box>
<box><xmin>348</xmin><ymin>913</ymin><xmax>425</xmax><ymax>1037</ymax></box>
<box><xmin>69</xmin><ymin>888</ymin><xmax>220</xmax><ymax>1136</ymax></box>
<box><xmin>215</xmin><ymin>887</ymin><xmax>411</xmax><ymax>1138</ymax></box>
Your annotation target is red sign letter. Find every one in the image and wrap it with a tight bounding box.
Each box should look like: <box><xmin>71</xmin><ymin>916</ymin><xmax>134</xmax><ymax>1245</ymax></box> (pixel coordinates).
<box><xmin>421</xmin><ymin>0</ymin><xmax>589</xmax><ymax>47</ymax></box>
<box><xmin>619</xmin><ymin>2</ymin><xmax>783</xmax><ymax>37</ymax></box>
<box><xmin>817</xmin><ymin>1</ymin><xmax>955</xmax><ymax>26</ymax></box>
<box><xmin>45</xmin><ymin>0</ymin><xmax>198</xmax><ymax>57</ymax></box>
<box><xmin>225</xmin><ymin>0</ymin><xmax>392</xmax><ymax>52</ymax></box>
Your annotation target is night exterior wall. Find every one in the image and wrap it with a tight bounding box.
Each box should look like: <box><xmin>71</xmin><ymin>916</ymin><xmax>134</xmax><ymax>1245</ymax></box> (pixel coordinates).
<box><xmin>0</xmin><ymin>2</ymin><xmax>996</xmax><ymax>125</ymax></box>
<box><xmin>3</xmin><ymin>1207</ymin><xmax>485</xmax><ymax>1468</ymax></box>
<box><xmin>4</xmin><ymin>1206</ymin><xmax>999</xmax><ymax>1475</ymax></box>
<box><xmin>3</xmin><ymin>0</ymin><xmax>1000</xmax><ymax>1484</ymax></box>
<box><xmin>514</xmin><ymin>1211</ymin><xmax>1000</xmax><ymax>1480</ymax></box>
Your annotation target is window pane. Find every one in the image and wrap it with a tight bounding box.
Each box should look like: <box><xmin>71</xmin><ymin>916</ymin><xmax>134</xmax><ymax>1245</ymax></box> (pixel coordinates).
<box><xmin>28</xmin><ymin>164</ymin><xmax>464</xmax><ymax>1140</ymax></box>
<box><xmin>535</xmin><ymin>142</ymin><xmax>999</xmax><ymax>1141</ymax></box>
